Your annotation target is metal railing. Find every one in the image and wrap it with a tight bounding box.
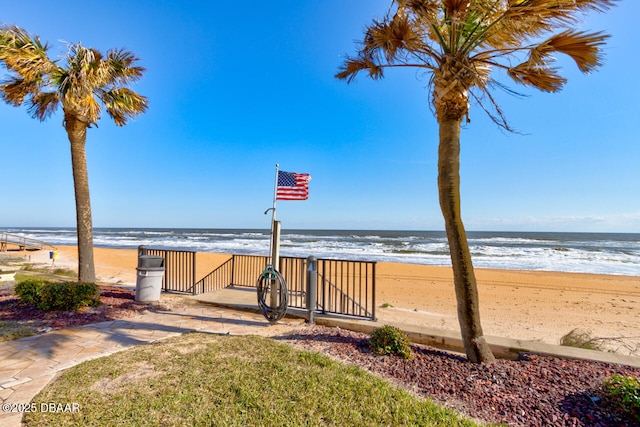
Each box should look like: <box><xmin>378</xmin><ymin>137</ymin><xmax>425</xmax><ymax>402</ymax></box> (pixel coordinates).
<box><xmin>231</xmin><ymin>255</ymin><xmax>270</xmax><ymax>289</ymax></box>
<box><xmin>145</xmin><ymin>248</ymin><xmax>197</xmax><ymax>294</ymax></box>
<box><xmin>196</xmin><ymin>254</ymin><xmax>266</xmax><ymax>293</ymax></box>
<box><xmin>142</xmin><ymin>249</ymin><xmax>377</xmax><ymax>320</ymax></box>
<box><xmin>195</xmin><ymin>254</ymin><xmax>376</xmax><ymax>320</ymax></box>
<box><xmin>279</xmin><ymin>256</ymin><xmax>307</xmax><ymax>308</ymax></box>
<box><xmin>0</xmin><ymin>232</ymin><xmax>55</xmax><ymax>251</ymax></box>
<box><xmin>195</xmin><ymin>256</ymin><xmax>234</xmax><ymax>294</ymax></box>
<box><xmin>317</xmin><ymin>258</ymin><xmax>376</xmax><ymax>319</ymax></box>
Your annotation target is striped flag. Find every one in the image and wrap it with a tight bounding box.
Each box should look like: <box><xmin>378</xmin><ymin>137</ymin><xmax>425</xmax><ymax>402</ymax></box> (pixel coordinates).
<box><xmin>276</xmin><ymin>170</ymin><xmax>311</xmax><ymax>200</ymax></box>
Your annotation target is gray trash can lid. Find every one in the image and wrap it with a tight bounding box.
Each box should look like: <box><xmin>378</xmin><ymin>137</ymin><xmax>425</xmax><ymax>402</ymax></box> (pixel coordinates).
<box><xmin>138</xmin><ymin>255</ymin><xmax>164</xmax><ymax>268</ymax></box>
<box><xmin>137</xmin><ymin>266</ymin><xmax>164</xmax><ymax>272</ymax></box>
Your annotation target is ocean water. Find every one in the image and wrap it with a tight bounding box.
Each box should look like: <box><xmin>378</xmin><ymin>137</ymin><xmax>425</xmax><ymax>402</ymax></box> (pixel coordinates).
<box><xmin>3</xmin><ymin>227</ymin><xmax>639</xmax><ymax>277</ymax></box>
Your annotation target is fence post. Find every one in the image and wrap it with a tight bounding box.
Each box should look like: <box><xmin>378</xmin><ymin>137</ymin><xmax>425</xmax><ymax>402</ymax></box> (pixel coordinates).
<box><xmin>230</xmin><ymin>255</ymin><xmax>235</xmax><ymax>286</ymax></box>
<box><xmin>371</xmin><ymin>262</ymin><xmax>376</xmax><ymax>321</ymax></box>
<box><xmin>138</xmin><ymin>245</ymin><xmax>147</xmax><ymax>257</ymax></box>
<box><xmin>193</xmin><ymin>252</ymin><xmax>198</xmax><ymax>296</ymax></box>
<box><xmin>306</xmin><ymin>255</ymin><xmax>317</xmax><ymax>324</ymax></box>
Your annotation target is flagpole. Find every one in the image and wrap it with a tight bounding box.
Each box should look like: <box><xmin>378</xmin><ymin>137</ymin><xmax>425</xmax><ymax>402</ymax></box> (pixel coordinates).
<box><xmin>269</xmin><ymin>164</ymin><xmax>279</xmax><ymax>265</ymax></box>
<box><xmin>271</xmin><ymin>164</ymin><xmax>279</xmax><ymax>226</ymax></box>
<box><xmin>269</xmin><ymin>164</ymin><xmax>281</xmax><ymax>312</ymax></box>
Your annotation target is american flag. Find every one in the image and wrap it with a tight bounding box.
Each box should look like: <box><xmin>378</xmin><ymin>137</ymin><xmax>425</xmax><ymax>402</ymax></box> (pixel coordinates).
<box><xmin>276</xmin><ymin>170</ymin><xmax>311</xmax><ymax>200</ymax></box>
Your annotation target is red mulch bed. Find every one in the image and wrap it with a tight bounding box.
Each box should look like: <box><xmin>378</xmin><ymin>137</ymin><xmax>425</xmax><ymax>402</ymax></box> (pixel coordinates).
<box><xmin>0</xmin><ymin>284</ymin><xmax>154</xmax><ymax>332</ymax></box>
<box><xmin>279</xmin><ymin>326</ymin><xmax>640</xmax><ymax>427</ymax></box>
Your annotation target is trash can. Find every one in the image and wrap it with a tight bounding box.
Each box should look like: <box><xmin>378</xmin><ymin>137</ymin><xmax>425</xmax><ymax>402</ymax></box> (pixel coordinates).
<box><xmin>135</xmin><ymin>255</ymin><xmax>165</xmax><ymax>302</ymax></box>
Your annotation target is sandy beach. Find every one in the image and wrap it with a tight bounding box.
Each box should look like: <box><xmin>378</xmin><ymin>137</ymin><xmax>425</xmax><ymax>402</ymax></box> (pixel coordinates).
<box><xmin>20</xmin><ymin>245</ymin><xmax>640</xmax><ymax>354</ymax></box>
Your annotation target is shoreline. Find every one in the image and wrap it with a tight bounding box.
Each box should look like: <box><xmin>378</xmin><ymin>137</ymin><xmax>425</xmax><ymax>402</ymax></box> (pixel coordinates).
<box><xmin>5</xmin><ymin>227</ymin><xmax>638</xmax><ymax>277</ymax></box>
<box><xmin>9</xmin><ymin>245</ymin><xmax>640</xmax><ymax>354</ymax></box>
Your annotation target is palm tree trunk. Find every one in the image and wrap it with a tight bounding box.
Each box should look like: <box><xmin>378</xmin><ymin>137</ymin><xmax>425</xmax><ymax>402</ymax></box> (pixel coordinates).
<box><xmin>437</xmin><ymin>117</ymin><xmax>495</xmax><ymax>364</ymax></box>
<box><xmin>65</xmin><ymin>115</ymin><xmax>96</xmax><ymax>283</ymax></box>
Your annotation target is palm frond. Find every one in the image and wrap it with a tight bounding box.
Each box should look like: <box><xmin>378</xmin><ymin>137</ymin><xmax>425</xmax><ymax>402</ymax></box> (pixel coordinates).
<box><xmin>508</xmin><ymin>0</ymin><xmax>617</xmax><ymax>26</ymax></box>
<box><xmin>0</xmin><ymin>77</ymin><xmax>38</xmax><ymax>106</ymax></box>
<box><xmin>28</xmin><ymin>91</ymin><xmax>60</xmax><ymax>120</ymax></box>
<box><xmin>507</xmin><ymin>27</ymin><xmax>608</xmax><ymax>92</ymax></box>
<box><xmin>404</xmin><ymin>0</ymin><xmax>439</xmax><ymax>18</ymax></box>
<box><xmin>547</xmin><ymin>30</ymin><xmax>609</xmax><ymax>72</ymax></box>
<box><xmin>507</xmin><ymin>62</ymin><xmax>567</xmax><ymax>92</ymax></box>
<box><xmin>364</xmin><ymin>15</ymin><xmax>422</xmax><ymax>62</ymax></box>
<box><xmin>100</xmin><ymin>87</ymin><xmax>148</xmax><ymax>126</ymax></box>
<box><xmin>335</xmin><ymin>54</ymin><xmax>384</xmax><ymax>82</ymax></box>
<box><xmin>105</xmin><ymin>48</ymin><xmax>146</xmax><ymax>84</ymax></box>
<box><xmin>0</xmin><ymin>25</ymin><xmax>56</xmax><ymax>79</ymax></box>
<box><xmin>442</xmin><ymin>0</ymin><xmax>474</xmax><ymax>52</ymax></box>
<box><xmin>443</xmin><ymin>0</ymin><xmax>470</xmax><ymax>15</ymax></box>
<box><xmin>488</xmin><ymin>0</ymin><xmax>616</xmax><ymax>52</ymax></box>
<box><xmin>84</xmin><ymin>95</ymin><xmax>102</xmax><ymax>123</ymax></box>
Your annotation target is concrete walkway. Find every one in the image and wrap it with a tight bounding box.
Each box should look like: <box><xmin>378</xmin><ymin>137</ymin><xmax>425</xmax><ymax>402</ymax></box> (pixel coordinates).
<box><xmin>0</xmin><ymin>299</ymin><xmax>303</xmax><ymax>427</ymax></box>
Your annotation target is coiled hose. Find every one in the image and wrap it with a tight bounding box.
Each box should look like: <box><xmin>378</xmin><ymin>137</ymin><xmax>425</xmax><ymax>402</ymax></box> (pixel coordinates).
<box><xmin>256</xmin><ymin>265</ymin><xmax>288</xmax><ymax>322</ymax></box>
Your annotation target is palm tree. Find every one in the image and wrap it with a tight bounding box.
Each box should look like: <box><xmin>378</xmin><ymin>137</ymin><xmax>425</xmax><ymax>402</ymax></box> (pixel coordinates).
<box><xmin>0</xmin><ymin>25</ymin><xmax>148</xmax><ymax>282</ymax></box>
<box><xmin>336</xmin><ymin>0</ymin><xmax>614</xmax><ymax>363</ymax></box>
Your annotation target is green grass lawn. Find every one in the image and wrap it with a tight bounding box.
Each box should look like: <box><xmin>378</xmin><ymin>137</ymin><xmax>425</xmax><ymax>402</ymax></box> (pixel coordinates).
<box><xmin>24</xmin><ymin>333</ymin><xmax>483</xmax><ymax>426</ymax></box>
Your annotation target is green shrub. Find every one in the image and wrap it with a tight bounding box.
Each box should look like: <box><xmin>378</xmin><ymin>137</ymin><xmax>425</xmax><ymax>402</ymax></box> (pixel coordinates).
<box><xmin>604</xmin><ymin>374</ymin><xmax>640</xmax><ymax>423</ymax></box>
<box><xmin>16</xmin><ymin>279</ymin><xmax>101</xmax><ymax>311</ymax></box>
<box><xmin>370</xmin><ymin>325</ymin><xmax>413</xmax><ymax>359</ymax></box>
<box><xmin>14</xmin><ymin>278</ymin><xmax>46</xmax><ymax>304</ymax></box>
<box><xmin>37</xmin><ymin>282</ymin><xmax>101</xmax><ymax>311</ymax></box>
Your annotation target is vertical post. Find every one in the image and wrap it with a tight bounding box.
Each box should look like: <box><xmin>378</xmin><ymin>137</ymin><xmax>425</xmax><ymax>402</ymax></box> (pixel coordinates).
<box><xmin>192</xmin><ymin>252</ymin><xmax>197</xmax><ymax>296</ymax></box>
<box><xmin>320</xmin><ymin>259</ymin><xmax>326</xmax><ymax>314</ymax></box>
<box><xmin>161</xmin><ymin>250</ymin><xmax>167</xmax><ymax>292</ymax></box>
<box><xmin>306</xmin><ymin>255</ymin><xmax>317</xmax><ymax>324</ymax></box>
<box><xmin>271</xmin><ymin>220</ymin><xmax>281</xmax><ymax>269</ymax></box>
<box><xmin>371</xmin><ymin>262</ymin><xmax>377</xmax><ymax>321</ymax></box>
<box><xmin>270</xmin><ymin>220</ymin><xmax>281</xmax><ymax>309</ymax></box>
<box><xmin>268</xmin><ymin>164</ymin><xmax>279</xmax><ymax>262</ymax></box>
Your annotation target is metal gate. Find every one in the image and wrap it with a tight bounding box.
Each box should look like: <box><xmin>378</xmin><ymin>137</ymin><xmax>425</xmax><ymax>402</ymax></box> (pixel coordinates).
<box><xmin>144</xmin><ymin>248</ymin><xmax>197</xmax><ymax>294</ymax></box>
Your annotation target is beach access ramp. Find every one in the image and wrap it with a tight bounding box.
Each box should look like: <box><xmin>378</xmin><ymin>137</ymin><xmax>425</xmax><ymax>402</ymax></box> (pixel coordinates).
<box><xmin>0</xmin><ymin>232</ymin><xmax>55</xmax><ymax>252</ymax></box>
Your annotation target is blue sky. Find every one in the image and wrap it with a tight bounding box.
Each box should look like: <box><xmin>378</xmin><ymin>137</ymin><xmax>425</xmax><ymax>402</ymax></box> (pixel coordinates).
<box><xmin>1</xmin><ymin>1</ymin><xmax>638</xmax><ymax>232</ymax></box>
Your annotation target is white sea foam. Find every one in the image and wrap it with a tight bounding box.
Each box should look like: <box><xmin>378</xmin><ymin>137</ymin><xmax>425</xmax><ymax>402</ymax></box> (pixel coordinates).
<box><xmin>3</xmin><ymin>227</ymin><xmax>639</xmax><ymax>277</ymax></box>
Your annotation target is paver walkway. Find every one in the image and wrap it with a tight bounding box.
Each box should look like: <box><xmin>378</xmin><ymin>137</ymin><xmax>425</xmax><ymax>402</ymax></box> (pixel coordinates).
<box><xmin>0</xmin><ymin>301</ymin><xmax>303</xmax><ymax>427</ymax></box>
